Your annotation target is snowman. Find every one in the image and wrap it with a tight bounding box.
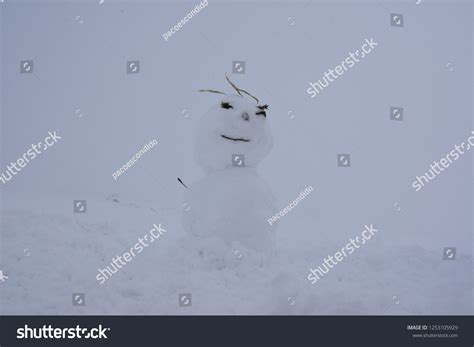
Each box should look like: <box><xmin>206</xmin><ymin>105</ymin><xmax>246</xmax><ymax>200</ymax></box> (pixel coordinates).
<box><xmin>181</xmin><ymin>76</ymin><xmax>278</xmax><ymax>270</ymax></box>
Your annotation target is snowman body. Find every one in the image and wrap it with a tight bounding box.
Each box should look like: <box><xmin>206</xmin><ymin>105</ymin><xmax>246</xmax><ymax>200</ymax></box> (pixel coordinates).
<box><xmin>182</xmin><ymin>94</ymin><xmax>277</xmax><ymax>267</ymax></box>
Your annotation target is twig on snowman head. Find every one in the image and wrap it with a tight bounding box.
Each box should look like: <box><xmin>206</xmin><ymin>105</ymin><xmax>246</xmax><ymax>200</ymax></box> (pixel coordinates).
<box><xmin>237</xmin><ymin>88</ymin><xmax>259</xmax><ymax>104</ymax></box>
<box><xmin>224</xmin><ymin>74</ymin><xmax>243</xmax><ymax>97</ymax></box>
<box><xmin>198</xmin><ymin>89</ymin><xmax>227</xmax><ymax>95</ymax></box>
<box><xmin>224</xmin><ymin>74</ymin><xmax>260</xmax><ymax>104</ymax></box>
<box><xmin>199</xmin><ymin>75</ymin><xmax>261</xmax><ymax>104</ymax></box>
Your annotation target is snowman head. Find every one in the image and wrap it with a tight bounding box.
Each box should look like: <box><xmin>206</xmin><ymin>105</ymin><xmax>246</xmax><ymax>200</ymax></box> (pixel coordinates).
<box><xmin>195</xmin><ymin>77</ymin><xmax>273</xmax><ymax>172</ymax></box>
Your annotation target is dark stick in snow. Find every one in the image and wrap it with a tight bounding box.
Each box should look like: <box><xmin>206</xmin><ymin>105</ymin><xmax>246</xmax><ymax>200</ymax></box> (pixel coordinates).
<box><xmin>177</xmin><ymin>177</ymin><xmax>187</xmax><ymax>188</ymax></box>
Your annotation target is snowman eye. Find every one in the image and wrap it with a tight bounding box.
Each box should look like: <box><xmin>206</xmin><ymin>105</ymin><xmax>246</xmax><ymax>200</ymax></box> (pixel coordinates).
<box><xmin>221</xmin><ymin>102</ymin><xmax>233</xmax><ymax>109</ymax></box>
<box><xmin>256</xmin><ymin>104</ymin><xmax>268</xmax><ymax>117</ymax></box>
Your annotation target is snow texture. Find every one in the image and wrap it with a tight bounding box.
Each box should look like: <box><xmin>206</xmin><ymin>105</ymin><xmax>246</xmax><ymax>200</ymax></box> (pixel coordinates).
<box><xmin>0</xmin><ymin>193</ymin><xmax>471</xmax><ymax>315</ymax></box>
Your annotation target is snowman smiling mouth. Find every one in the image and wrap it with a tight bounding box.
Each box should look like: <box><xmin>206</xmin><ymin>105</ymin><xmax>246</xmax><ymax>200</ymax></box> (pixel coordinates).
<box><xmin>221</xmin><ymin>134</ymin><xmax>250</xmax><ymax>142</ymax></box>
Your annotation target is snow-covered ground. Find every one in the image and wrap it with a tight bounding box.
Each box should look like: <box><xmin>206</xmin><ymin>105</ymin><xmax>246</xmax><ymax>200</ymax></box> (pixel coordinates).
<box><xmin>0</xmin><ymin>192</ymin><xmax>471</xmax><ymax>315</ymax></box>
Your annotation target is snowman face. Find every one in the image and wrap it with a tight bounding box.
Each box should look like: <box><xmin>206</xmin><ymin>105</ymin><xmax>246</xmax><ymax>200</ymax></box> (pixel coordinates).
<box><xmin>195</xmin><ymin>94</ymin><xmax>273</xmax><ymax>172</ymax></box>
